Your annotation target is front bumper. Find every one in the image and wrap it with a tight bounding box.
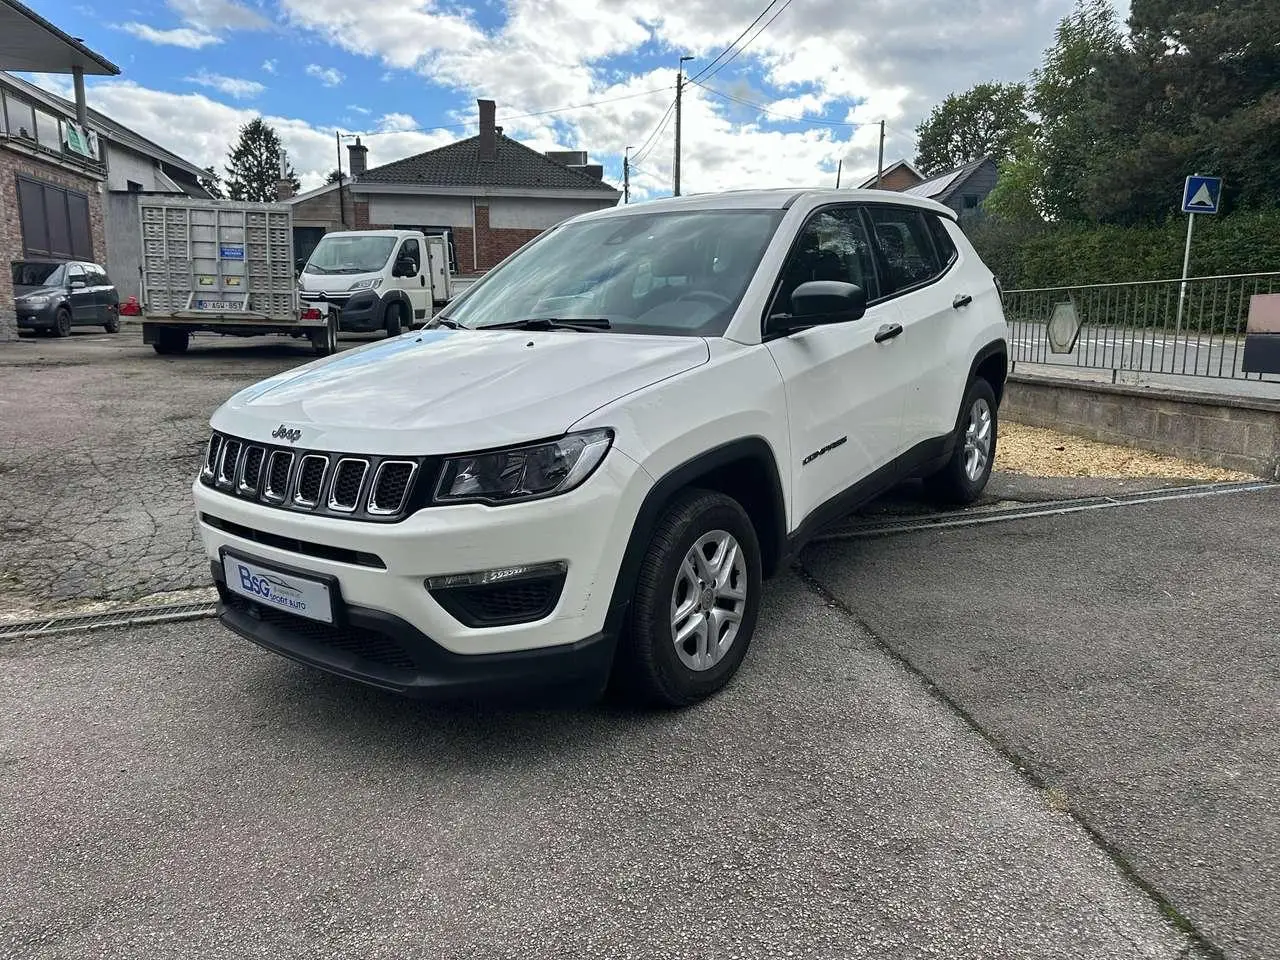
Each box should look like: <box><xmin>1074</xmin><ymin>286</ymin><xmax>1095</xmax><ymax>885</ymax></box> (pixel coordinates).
<box><xmin>301</xmin><ymin>290</ymin><xmax>382</xmax><ymax>332</ymax></box>
<box><xmin>212</xmin><ymin>561</ymin><xmax>615</xmax><ymax>699</ymax></box>
<box><xmin>15</xmin><ymin>303</ymin><xmax>56</xmax><ymax>328</ymax></box>
<box><xmin>194</xmin><ymin>446</ymin><xmax>652</xmax><ymax>691</ymax></box>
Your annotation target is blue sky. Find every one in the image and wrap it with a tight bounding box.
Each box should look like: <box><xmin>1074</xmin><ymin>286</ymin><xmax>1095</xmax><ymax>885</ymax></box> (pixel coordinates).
<box><xmin>22</xmin><ymin>0</ymin><xmax>1119</xmax><ymax>196</ymax></box>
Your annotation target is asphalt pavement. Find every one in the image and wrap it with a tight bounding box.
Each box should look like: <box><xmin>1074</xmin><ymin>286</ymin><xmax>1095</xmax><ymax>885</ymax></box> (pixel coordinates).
<box><xmin>0</xmin><ymin>574</ymin><xmax>1204</xmax><ymax>960</ymax></box>
<box><xmin>803</xmin><ymin>484</ymin><xmax>1280</xmax><ymax>960</ymax></box>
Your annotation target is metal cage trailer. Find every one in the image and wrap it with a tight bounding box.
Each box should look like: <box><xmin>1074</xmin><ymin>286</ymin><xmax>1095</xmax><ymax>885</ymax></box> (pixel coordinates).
<box><xmin>133</xmin><ymin>198</ymin><xmax>336</xmax><ymax>356</ymax></box>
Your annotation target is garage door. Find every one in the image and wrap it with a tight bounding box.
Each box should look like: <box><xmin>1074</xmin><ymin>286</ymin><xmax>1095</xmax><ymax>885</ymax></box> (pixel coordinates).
<box><xmin>16</xmin><ymin>174</ymin><xmax>93</xmax><ymax>260</ymax></box>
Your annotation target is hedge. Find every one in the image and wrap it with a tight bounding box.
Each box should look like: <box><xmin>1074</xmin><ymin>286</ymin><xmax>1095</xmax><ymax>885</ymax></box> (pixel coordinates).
<box><xmin>966</xmin><ymin>208</ymin><xmax>1280</xmax><ymax>291</ymax></box>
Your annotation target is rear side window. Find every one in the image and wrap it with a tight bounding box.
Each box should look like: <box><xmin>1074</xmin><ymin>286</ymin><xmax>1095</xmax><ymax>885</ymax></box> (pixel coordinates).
<box><xmin>865</xmin><ymin>206</ymin><xmax>945</xmax><ymax>292</ymax></box>
<box><xmin>926</xmin><ymin>215</ymin><xmax>958</xmax><ymax>268</ymax></box>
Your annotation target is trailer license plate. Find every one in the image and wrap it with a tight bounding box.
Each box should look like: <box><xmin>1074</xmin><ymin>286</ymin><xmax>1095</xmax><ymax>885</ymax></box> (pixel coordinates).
<box><xmin>222</xmin><ymin>554</ymin><xmax>335</xmax><ymax>624</ymax></box>
<box><xmin>195</xmin><ymin>299</ymin><xmax>239</xmax><ymax>311</ymax></box>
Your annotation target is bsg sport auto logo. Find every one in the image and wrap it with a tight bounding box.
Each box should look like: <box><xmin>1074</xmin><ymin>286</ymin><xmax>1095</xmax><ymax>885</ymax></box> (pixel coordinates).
<box><xmin>236</xmin><ymin>565</ymin><xmax>310</xmax><ymax>613</ymax></box>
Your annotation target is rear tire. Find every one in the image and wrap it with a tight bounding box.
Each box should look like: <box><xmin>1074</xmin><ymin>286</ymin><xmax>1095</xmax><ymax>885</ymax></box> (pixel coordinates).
<box><xmin>614</xmin><ymin>490</ymin><xmax>762</xmax><ymax>708</ymax></box>
<box><xmin>152</xmin><ymin>328</ymin><xmax>189</xmax><ymax>355</ymax></box>
<box><xmin>385</xmin><ymin>301</ymin><xmax>403</xmax><ymax>338</ymax></box>
<box><xmin>311</xmin><ymin>310</ymin><xmax>338</xmax><ymax>356</ymax></box>
<box><xmin>52</xmin><ymin>308</ymin><xmax>72</xmax><ymax>338</ymax></box>
<box><xmin>103</xmin><ymin>305</ymin><xmax>120</xmax><ymax>333</ymax></box>
<box><xmin>923</xmin><ymin>377</ymin><xmax>998</xmax><ymax>505</ymax></box>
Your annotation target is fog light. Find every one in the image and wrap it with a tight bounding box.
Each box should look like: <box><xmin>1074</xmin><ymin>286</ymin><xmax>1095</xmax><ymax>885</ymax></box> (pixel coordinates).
<box><xmin>426</xmin><ymin>561</ymin><xmax>567</xmax><ymax>591</ymax></box>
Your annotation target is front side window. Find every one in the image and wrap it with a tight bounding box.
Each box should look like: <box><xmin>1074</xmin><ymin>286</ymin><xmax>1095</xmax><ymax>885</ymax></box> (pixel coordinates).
<box><xmin>444</xmin><ymin>209</ymin><xmax>784</xmax><ymax>337</ymax></box>
<box><xmin>66</xmin><ymin>263</ymin><xmax>85</xmax><ymax>286</ymax></box>
<box><xmin>769</xmin><ymin>207</ymin><xmax>880</xmax><ymax>319</ymax></box>
<box><xmin>865</xmin><ymin>206</ymin><xmax>946</xmax><ymax>291</ymax></box>
<box><xmin>303</xmin><ymin>235</ymin><xmax>397</xmax><ymax>275</ymax></box>
<box><xmin>398</xmin><ymin>239</ymin><xmax>421</xmax><ymax>271</ymax></box>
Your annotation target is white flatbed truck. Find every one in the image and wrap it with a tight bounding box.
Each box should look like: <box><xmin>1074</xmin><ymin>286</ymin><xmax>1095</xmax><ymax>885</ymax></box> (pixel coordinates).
<box><xmin>133</xmin><ymin>198</ymin><xmax>336</xmax><ymax>356</ymax></box>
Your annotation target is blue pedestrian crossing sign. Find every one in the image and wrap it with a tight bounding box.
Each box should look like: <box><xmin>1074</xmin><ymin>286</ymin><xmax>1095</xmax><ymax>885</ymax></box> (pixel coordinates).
<box><xmin>1182</xmin><ymin>175</ymin><xmax>1222</xmax><ymax>215</ymax></box>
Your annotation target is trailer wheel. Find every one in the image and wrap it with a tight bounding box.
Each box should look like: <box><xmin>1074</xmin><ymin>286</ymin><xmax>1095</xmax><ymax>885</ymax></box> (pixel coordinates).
<box><xmin>153</xmin><ymin>328</ymin><xmax>189</xmax><ymax>355</ymax></box>
<box><xmin>312</xmin><ymin>311</ymin><xmax>338</xmax><ymax>357</ymax></box>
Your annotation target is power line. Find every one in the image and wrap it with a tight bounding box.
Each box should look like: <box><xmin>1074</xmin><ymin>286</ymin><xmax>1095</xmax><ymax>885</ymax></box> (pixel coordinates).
<box><xmin>348</xmin><ymin>86</ymin><xmax>672</xmax><ymax>138</ymax></box>
<box><xmin>691</xmin><ymin>80</ymin><xmax>866</xmax><ymax>127</ymax></box>
<box><xmin>689</xmin><ymin>0</ymin><xmax>782</xmax><ymax>83</ymax></box>
<box><xmin>698</xmin><ymin>0</ymin><xmax>797</xmax><ymax>84</ymax></box>
<box><xmin>631</xmin><ymin>98</ymin><xmax>676</xmax><ymax>165</ymax></box>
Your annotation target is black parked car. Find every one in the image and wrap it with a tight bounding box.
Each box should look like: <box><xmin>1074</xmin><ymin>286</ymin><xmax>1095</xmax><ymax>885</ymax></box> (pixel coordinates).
<box><xmin>12</xmin><ymin>260</ymin><xmax>121</xmax><ymax>336</ymax></box>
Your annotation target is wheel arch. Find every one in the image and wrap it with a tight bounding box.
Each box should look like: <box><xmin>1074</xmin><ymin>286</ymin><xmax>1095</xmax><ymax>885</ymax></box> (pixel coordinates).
<box><xmin>969</xmin><ymin>337</ymin><xmax>1008</xmax><ymax>407</ymax></box>
<box><xmin>603</xmin><ymin>437</ymin><xmax>787</xmax><ymax>641</ymax></box>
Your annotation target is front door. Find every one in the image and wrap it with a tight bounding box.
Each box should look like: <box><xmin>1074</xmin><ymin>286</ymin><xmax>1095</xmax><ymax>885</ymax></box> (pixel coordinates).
<box><xmin>65</xmin><ymin>263</ymin><xmax>95</xmax><ymax>323</ymax></box>
<box><xmin>763</xmin><ymin>205</ymin><xmax>913</xmax><ymax>528</ymax></box>
<box><xmin>393</xmin><ymin>238</ymin><xmax>430</xmax><ymax>321</ymax></box>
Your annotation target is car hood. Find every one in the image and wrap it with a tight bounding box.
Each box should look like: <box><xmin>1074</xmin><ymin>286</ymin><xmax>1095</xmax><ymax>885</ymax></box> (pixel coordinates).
<box><xmin>211</xmin><ymin>328</ymin><xmax>710</xmax><ymax>455</ymax></box>
<box><xmin>14</xmin><ymin>285</ymin><xmax>61</xmax><ymax>299</ymax></box>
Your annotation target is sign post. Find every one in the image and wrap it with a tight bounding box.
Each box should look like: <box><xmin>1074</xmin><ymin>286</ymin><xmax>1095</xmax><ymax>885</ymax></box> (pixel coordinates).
<box><xmin>1176</xmin><ymin>174</ymin><xmax>1223</xmax><ymax>340</ymax></box>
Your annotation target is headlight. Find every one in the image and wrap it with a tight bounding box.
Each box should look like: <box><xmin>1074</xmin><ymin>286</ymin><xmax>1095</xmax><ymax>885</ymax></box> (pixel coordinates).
<box><xmin>434</xmin><ymin>429</ymin><xmax>613</xmax><ymax>505</ymax></box>
<box><xmin>20</xmin><ymin>295</ymin><xmax>51</xmax><ymax>306</ymax></box>
<box><xmin>348</xmin><ymin>278</ymin><xmax>382</xmax><ymax>291</ymax></box>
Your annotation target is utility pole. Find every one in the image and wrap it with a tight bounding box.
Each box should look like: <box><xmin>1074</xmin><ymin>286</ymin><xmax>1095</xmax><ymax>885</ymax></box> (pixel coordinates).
<box><xmin>875</xmin><ymin>120</ymin><xmax>885</xmax><ymax>188</ymax></box>
<box><xmin>835</xmin><ymin>159</ymin><xmax>842</xmax><ymax>189</ymax></box>
<box><xmin>335</xmin><ymin>131</ymin><xmax>347</xmax><ymax>227</ymax></box>
<box><xmin>623</xmin><ymin>146</ymin><xmax>631</xmax><ymax>204</ymax></box>
<box><xmin>674</xmin><ymin>55</ymin><xmax>693</xmax><ymax>197</ymax></box>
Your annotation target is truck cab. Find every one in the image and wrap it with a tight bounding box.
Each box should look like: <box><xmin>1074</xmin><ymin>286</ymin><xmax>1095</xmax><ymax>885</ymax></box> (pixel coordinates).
<box><xmin>298</xmin><ymin>229</ymin><xmax>452</xmax><ymax>336</ymax></box>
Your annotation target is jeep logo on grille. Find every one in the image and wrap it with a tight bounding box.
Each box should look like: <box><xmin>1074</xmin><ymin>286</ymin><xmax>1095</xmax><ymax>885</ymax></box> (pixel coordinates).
<box><xmin>271</xmin><ymin>425</ymin><xmax>303</xmax><ymax>444</ymax></box>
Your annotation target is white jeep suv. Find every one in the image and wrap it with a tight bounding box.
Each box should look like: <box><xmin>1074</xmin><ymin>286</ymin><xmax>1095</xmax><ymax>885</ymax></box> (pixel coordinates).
<box><xmin>194</xmin><ymin>189</ymin><xmax>1007</xmax><ymax>707</ymax></box>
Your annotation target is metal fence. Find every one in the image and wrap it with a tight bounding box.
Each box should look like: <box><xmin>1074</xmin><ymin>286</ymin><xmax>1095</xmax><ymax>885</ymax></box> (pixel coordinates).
<box><xmin>1003</xmin><ymin>272</ymin><xmax>1280</xmax><ymax>383</ymax></box>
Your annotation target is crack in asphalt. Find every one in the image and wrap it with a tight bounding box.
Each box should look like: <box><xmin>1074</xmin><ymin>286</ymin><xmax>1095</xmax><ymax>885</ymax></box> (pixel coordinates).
<box><xmin>791</xmin><ymin>561</ymin><xmax>1226</xmax><ymax>960</ymax></box>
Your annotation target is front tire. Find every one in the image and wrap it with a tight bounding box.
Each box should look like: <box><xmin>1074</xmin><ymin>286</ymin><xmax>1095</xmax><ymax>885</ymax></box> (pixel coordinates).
<box><xmin>615</xmin><ymin>490</ymin><xmax>762</xmax><ymax>707</ymax></box>
<box><xmin>923</xmin><ymin>377</ymin><xmax>998</xmax><ymax>505</ymax></box>
<box><xmin>52</xmin><ymin>308</ymin><xmax>72</xmax><ymax>338</ymax></box>
<box><xmin>385</xmin><ymin>301</ymin><xmax>403</xmax><ymax>338</ymax></box>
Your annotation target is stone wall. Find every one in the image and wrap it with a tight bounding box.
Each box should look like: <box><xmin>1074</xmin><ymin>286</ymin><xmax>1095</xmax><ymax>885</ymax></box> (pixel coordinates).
<box><xmin>1003</xmin><ymin>372</ymin><xmax>1280</xmax><ymax>479</ymax></box>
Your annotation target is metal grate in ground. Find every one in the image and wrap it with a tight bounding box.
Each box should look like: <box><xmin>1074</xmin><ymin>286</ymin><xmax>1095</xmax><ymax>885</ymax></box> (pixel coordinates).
<box><xmin>0</xmin><ymin>599</ymin><xmax>218</xmax><ymax>641</ymax></box>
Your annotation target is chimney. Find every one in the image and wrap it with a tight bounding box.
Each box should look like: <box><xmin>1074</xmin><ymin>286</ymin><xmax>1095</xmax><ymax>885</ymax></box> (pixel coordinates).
<box><xmin>275</xmin><ymin>179</ymin><xmax>294</xmax><ymax>201</ymax></box>
<box><xmin>347</xmin><ymin>136</ymin><xmax>367</xmax><ymax>178</ymax></box>
<box><xmin>478</xmin><ymin>98</ymin><xmax>496</xmax><ymax>161</ymax></box>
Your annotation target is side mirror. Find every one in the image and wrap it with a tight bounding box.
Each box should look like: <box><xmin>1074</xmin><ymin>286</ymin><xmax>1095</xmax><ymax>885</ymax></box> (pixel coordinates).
<box><xmin>790</xmin><ymin>280</ymin><xmax>867</xmax><ymax>324</ymax></box>
<box><xmin>393</xmin><ymin>257</ymin><xmax>416</xmax><ymax>277</ymax></box>
<box><xmin>69</xmin><ymin>280</ymin><xmax>86</xmax><ymax>290</ymax></box>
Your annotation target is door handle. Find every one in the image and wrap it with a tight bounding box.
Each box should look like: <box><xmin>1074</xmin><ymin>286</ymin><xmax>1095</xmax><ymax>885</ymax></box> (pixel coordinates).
<box><xmin>953</xmin><ymin>293</ymin><xmax>972</xmax><ymax>309</ymax></box>
<box><xmin>874</xmin><ymin>322</ymin><xmax>903</xmax><ymax>343</ymax></box>
<box><xmin>420</xmin><ymin>276</ymin><xmax>426</xmax><ymax>286</ymax></box>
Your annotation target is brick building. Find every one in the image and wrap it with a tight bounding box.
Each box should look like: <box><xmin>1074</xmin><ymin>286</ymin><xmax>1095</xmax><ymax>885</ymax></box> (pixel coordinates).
<box><xmin>1</xmin><ymin>0</ymin><xmax>119</xmax><ymax>342</ymax></box>
<box><xmin>858</xmin><ymin>159</ymin><xmax>925</xmax><ymax>193</ymax></box>
<box><xmin>287</xmin><ymin>99</ymin><xmax>620</xmax><ymax>278</ymax></box>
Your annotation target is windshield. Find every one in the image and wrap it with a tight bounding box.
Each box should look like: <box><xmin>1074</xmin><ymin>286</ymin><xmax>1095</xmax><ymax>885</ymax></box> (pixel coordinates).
<box><xmin>444</xmin><ymin>209</ymin><xmax>785</xmax><ymax>337</ymax></box>
<box><xmin>12</xmin><ymin>262</ymin><xmax>65</xmax><ymax>287</ymax></box>
<box><xmin>303</xmin><ymin>236</ymin><xmax>397</xmax><ymax>275</ymax></box>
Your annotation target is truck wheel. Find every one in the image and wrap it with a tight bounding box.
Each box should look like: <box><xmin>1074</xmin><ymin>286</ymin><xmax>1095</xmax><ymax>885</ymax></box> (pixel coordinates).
<box><xmin>312</xmin><ymin>311</ymin><xmax>338</xmax><ymax>356</ymax></box>
<box><xmin>52</xmin><ymin>308</ymin><xmax>72</xmax><ymax>338</ymax></box>
<box><xmin>153</xmin><ymin>328</ymin><xmax>189</xmax><ymax>355</ymax></box>
<box><xmin>614</xmin><ymin>489</ymin><xmax>762</xmax><ymax>708</ymax></box>
<box><xmin>923</xmin><ymin>377</ymin><xmax>998</xmax><ymax>505</ymax></box>
<box><xmin>385</xmin><ymin>302</ymin><xmax>404</xmax><ymax>338</ymax></box>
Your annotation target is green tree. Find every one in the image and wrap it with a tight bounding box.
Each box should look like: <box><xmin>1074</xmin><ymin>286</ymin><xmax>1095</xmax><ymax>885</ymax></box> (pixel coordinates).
<box><xmin>198</xmin><ymin>165</ymin><xmax>225</xmax><ymax>200</ymax></box>
<box><xmin>325</xmin><ymin>168</ymin><xmax>343</xmax><ymax>185</ymax></box>
<box><xmin>223</xmin><ymin>118</ymin><xmax>300</xmax><ymax>202</ymax></box>
<box><xmin>913</xmin><ymin>82</ymin><xmax>1033</xmax><ymax>175</ymax></box>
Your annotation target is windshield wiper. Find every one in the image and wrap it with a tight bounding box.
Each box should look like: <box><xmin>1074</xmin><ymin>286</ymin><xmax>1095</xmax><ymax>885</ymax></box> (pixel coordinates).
<box><xmin>479</xmin><ymin>317</ymin><xmax>612</xmax><ymax>332</ymax></box>
<box><xmin>431</xmin><ymin>316</ymin><xmax>462</xmax><ymax>329</ymax></box>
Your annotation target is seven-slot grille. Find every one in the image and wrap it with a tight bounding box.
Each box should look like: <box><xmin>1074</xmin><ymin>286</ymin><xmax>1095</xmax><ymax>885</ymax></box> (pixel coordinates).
<box><xmin>199</xmin><ymin>431</ymin><xmax>430</xmax><ymax>522</ymax></box>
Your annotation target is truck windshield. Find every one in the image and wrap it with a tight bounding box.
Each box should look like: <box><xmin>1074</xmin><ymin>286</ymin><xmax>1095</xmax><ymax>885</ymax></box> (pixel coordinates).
<box><xmin>12</xmin><ymin>261</ymin><xmax>65</xmax><ymax>287</ymax></box>
<box><xmin>303</xmin><ymin>236</ymin><xmax>397</xmax><ymax>275</ymax></box>
<box><xmin>442</xmin><ymin>209</ymin><xmax>785</xmax><ymax>338</ymax></box>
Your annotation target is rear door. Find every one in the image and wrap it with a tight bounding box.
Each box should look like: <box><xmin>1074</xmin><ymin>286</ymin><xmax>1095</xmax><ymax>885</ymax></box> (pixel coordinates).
<box><xmin>89</xmin><ymin>264</ymin><xmax>118</xmax><ymax>321</ymax></box>
<box><xmin>863</xmin><ymin>205</ymin><xmax>961</xmax><ymax>447</ymax></box>
<box><xmin>65</xmin><ymin>263</ymin><xmax>96</xmax><ymax>323</ymax></box>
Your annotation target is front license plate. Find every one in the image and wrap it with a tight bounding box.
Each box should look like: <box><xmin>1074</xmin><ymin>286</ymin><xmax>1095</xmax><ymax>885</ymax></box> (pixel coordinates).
<box><xmin>222</xmin><ymin>554</ymin><xmax>334</xmax><ymax>623</ymax></box>
<box><xmin>195</xmin><ymin>299</ymin><xmax>240</xmax><ymax>311</ymax></box>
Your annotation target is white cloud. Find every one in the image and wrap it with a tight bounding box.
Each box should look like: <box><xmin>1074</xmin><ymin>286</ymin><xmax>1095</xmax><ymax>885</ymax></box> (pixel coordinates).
<box><xmin>347</xmin><ymin>105</ymin><xmax>372</xmax><ymax>115</ymax></box>
<box><xmin>169</xmin><ymin>0</ymin><xmax>271</xmax><ymax>31</ymax></box>
<box><xmin>262</xmin><ymin>59</ymin><xmax>278</xmax><ymax>74</ymax></box>
<box><xmin>305</xmin><ymin>64</ymin><xmax>345</xmax><ymax>87</ymax></box>
<box><xmin>120</xmin><ymin>23</ymin><xmax>221</xmax><ymax>48</ymax></box>
<box><xmin>76</xmin><ymin>81</ymin><xmax>453</xmax><ymax>191</ymax></box>
<box><xmin>187</xmin><ymin>71</ymin><xmax>266</xmax><ymax>99</ymax></box>
<box><xmin>376</xmin><ymin>113</ymin><xmax>418</xmax><ymax>133</ymax></box>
